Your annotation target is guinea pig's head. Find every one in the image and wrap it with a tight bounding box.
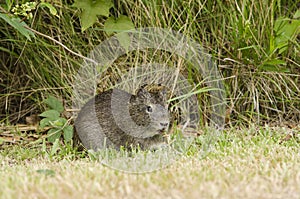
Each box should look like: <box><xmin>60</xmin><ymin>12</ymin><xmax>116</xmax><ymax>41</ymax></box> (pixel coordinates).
<box><xmin>129</xmin><ymin>86</ymin><xmax>170</xmax><ymax>138</ymax></box>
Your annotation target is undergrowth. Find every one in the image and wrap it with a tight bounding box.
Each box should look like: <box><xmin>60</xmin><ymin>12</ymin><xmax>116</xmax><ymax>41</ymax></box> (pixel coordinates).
<box><xmin>0</xmin><ymin>0</ymin><xmax>299</xmax><ymax>126</ymax></box>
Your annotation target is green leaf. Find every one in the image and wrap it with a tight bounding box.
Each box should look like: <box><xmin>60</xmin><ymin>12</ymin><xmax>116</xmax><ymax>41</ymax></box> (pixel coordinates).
<box><xmin>44</xmin><ymin>96</ymin><xmax>64</xmax><ymax>113</ymax></box>
<box><xmin>104</xmin><ymin>15</ymin><xmax>135</xmax><ymax>35</ymax></box>
<box><xmin>104</xmin><ymin>15</ymin><xmax>135</xmax><ymax>51</ymax></box>
<box><xmin>263</xmin><ymin>59</ymin><xmax>286</xmax><ymax>66</ymax></box>
<box><xmin>40</xmin><ymin>118</ymin><xmax>52</xmax><ymax>128</ymax></box>
<box><xmin>39</xmin><ymin>2</ymin><xmax>58</xmax><ymax>17</ymax></box>
<box><xmin>117</xmin><ymin>32</ymin><xmax>132</xmax><ymax>52</ymax></box>
<box><xmin>259</xmin><ymin>59</ymin><xmax>289</xmax><ymax>73</ymax></box>
<box><xmin>39</xmin><ymin>110</ymin><xmax>60</xmax><ymax>120</ymax></box>
<box><xmin>293</xmin><ymin>9</ymin><xmax>300</xmax><ymax>19</ymax></box>
<box><xmin>63</xmin><ymin>125</ymin><xmax>74</xmax><ymax>142</ymax></box>
<box><xmin>52</xmin><ymin>118</ymin><xmax>67</xmax><ymax>127</ymax></box>
<box><xmin>274</xmin><ymin>17</ymin><xmax>300</xmax><ymax>54</ymax></box>
<box><xmin>72</xmin><ymin>0</ymin><xmax>113</xmax><ymax>32</ymax></box>
<box><xmin>259</xmin><ymin>65</ymin><xmax>289</xmax><ymax>73</ymax></box>
<box><xmin>47</xmin><ymin>128</ymin><xmax>62</xmax><ymax>143</ymax></box>
<box><xmin>104</xmin><ymin>17</ymin><xmax>116</xmax><ymax>35</ymax></box>
<box><xmin>0</xmin><ymin>13</ymin><xmax>35</xmax><ymax>41</ymax></box>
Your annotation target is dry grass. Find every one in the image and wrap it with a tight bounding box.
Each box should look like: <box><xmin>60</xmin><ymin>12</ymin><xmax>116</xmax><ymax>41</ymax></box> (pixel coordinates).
<box><xmin>1</xmin><ymin>128</ymin><xmax>299</xmax><ymax>199</ymax></box>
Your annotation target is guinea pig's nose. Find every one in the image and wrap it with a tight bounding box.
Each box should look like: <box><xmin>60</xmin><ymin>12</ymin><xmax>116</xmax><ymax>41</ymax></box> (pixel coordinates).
<box><xmin>160</xmin><ymin>122</ymin><xmax>169</xmax><ymax>128</ymax></box>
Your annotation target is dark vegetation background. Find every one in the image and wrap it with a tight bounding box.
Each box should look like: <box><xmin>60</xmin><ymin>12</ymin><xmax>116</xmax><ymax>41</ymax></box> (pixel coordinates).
<box><xmin>0</xmin><ymin>0</ymin><xmax>299</xmax><ymax>127</ymax></box>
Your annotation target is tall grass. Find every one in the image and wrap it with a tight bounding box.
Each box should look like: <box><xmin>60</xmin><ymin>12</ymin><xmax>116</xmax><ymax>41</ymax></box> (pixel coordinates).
<box><xmin>0</xmin><ymin>0</ymin><xmax>299</xmax><ymax>125</ymax></box>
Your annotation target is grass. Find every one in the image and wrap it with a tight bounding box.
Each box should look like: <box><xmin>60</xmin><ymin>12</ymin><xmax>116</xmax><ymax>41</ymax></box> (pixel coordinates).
<box><xmin>1</xmin><ymin>127</ymin><xmax>299</xmax><ymax>199</ymax></box>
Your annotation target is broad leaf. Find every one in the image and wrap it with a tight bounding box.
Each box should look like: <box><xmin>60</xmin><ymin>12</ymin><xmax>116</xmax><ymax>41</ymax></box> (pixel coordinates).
<box><xmin>52</xmin><ymin>118</ymin><xmax>67</xmax><ymax>127</ymax></box>
<box><xmin>39</xmin><ymin>110</ymin><xmax>60</xmax><ymax>120</ymax></box>
<box><xmin>104</xmin><ymin>15</ymin><xmax>135</xmax><ymax>35</ymax></box>
<box><xmin>63</xmin><ymin>125</ymin><xmax>74</xmax><ymax>142</ymax></box>
<box><xmin>104</xmin><ymin>15</ymin><xmax>135</xmax><ymax>50</ymax></box>
<box><xmin>117</xmin><ymin>32</ymin><xmax>132</xmax><ymax>52</ymax></box>
<box><xmin>47</xmin><ymin>128</ymin><xmax>62</xmax><ymax>143</ymax></box>
<box><xmin>44</xmin><ymin>96</ymin><xmax>64</xmax><ymax>113</ymax></box>
<box><xmin>73</xmin><ymin>0</ymin><xmax>113</xmax><ymax>31</ymax></box>
<box><xmin>274</xmin><ymin>17</ymin><xmax>300</xmax><ymax>54</ymax></box>
<box><xmin>40</xmin><ymin>118</ymin><xmax>52</xmax><ymax>128</ymax></box>
<box><xmin>293</xmin><ymin>9</ymin><xmax>300</xmax><ymax>19</ymax></box>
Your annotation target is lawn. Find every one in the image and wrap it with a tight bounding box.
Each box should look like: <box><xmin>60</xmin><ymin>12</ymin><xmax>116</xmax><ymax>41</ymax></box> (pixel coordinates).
<box><xmin>1</xmin><ymin>127</ymin><xmax>299</xmax><ymax>199</ymax></box>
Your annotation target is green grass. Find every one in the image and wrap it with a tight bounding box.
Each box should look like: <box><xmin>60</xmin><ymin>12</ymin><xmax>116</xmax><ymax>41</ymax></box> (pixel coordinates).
<box><xmin>1</xmin><ymin>127</ymin><xmax>299</xmax><ymax>198</ymax></box>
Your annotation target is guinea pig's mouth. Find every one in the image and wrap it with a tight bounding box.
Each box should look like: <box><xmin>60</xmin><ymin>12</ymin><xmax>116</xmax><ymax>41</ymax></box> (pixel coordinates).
<box><xmin>158</xmin><ymin>128</ymin><xmax>167</xmax><ymax>134</ymax></box>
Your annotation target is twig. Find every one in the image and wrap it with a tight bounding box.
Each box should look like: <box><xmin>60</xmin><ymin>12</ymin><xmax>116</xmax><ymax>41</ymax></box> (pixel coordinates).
<box><xmin>25</xmin><ymin>26</ymin><xmax>98</xmax><ymax>65</ymax></box>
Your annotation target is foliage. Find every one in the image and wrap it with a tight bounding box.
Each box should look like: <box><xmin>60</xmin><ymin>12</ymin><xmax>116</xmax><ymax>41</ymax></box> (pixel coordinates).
<box><xmin>103</xmin><ymin>15</ymin><xmax>135</xmax><ymax>50</ymax></box>
<box><xmin>39</xmin><ymin>96</ymin><xmax>73</xmax><ymax>144</ymax></box>
<box><xmin>72</xmin><ymin>0</ymin><xmax>134</xmax><ymax>33</ymax></box>
<box><xmin>273</xmin><ymin>12</ymin><xmax>300</xmax><ymax>55</ymax></box>
<box><xmin>0</xmin><ymin>12</ymin><xmax>35</xmax><ymax>41</ymax></box>
<box><xmin>261</xmin><ymin>10</ymin><xmax>300</xmax><ymax>72</ymax></box>
<box><xmin>0</xmin><ymin>0</ymin><xmax>299</xmax><ymax>127</ymax></box>
<box><xmin>72</xmin><ymin>0</ymin><xmax>113</xmax><ymax>31</ymax></box>
<box><xmin>0</xmin><ymin>1</ymin><xmax>58</xmax><ymax>41</ymax></box>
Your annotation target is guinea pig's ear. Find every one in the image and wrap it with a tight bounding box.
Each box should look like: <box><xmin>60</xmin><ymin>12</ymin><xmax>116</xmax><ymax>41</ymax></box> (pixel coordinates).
<box><xmin>159</xmin><ymin>87</ymin><xmax>168</xmax><ymax>103</ymax></box>
<box><xmin>136</xmin><ymin>87</ymin><xmax>152</xmax><ymax>101</ymax></box>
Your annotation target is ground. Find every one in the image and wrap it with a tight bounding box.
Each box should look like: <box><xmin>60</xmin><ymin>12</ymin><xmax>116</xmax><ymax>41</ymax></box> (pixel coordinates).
<box><xmin>0</xmin><ymin>126</ymin><xmax>299</xmax><ymax>199</ymax></box>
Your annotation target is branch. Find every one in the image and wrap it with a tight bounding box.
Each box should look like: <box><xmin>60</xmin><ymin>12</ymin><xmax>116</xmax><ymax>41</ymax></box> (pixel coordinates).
<box><xmin>25</xmin><ymin>26</ymin><xmax>98</xmax><ymax>65</ymax></box>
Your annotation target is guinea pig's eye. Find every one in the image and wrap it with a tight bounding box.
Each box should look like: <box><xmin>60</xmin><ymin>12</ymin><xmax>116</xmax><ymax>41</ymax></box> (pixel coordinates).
<box><xmin>146</xmin><ymin>105</ymin><xmax>152</xmax><ymax>113</ymax></box>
